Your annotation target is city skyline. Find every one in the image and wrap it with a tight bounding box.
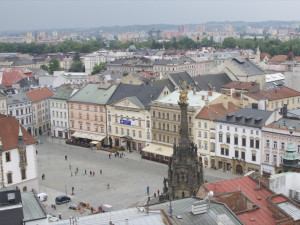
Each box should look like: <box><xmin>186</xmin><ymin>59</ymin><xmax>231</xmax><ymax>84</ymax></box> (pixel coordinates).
<box><xmin>1</xmin><ymin>0</ymin><xmax>300</xmax><ymax>32</ymax></box>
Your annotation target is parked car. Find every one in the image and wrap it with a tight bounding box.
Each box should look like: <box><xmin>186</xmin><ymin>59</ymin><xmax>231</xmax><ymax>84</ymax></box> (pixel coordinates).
<box><xmin>55</xmin><ymin>195</ymin><xmax>71</xmax><ymax>205</ymax></box>
<box><xmin>37</xmin><ymin>193</ymin><xmax>48</xmax><ymax>202</ymax></box>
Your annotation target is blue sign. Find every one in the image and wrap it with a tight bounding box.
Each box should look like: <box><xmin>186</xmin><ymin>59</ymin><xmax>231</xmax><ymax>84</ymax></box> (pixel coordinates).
<box><xmin>120</xmin><ymin>119</ymin><xmax>131</xmax><ymax>125</ymax></box>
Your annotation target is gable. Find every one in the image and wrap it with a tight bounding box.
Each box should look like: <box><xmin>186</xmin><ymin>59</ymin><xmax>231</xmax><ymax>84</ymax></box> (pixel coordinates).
<box><xmin>112</xmin><ymin>97</ymin><xmax>142</xmax><ymax>109</ymax></box>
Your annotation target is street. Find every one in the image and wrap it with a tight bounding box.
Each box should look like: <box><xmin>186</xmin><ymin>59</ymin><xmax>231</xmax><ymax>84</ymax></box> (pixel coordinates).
<box><xmin>36</xmin><ymin>135</ymin><xmax>240</xmax><ymax>219</ymax></box>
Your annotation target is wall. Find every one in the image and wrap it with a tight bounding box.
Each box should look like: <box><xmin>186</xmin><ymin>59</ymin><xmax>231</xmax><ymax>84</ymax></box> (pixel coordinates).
<box><xmin>269</xmin><ymin>172</ymin><xmax>300</xmax><ymax>197</ymax></box>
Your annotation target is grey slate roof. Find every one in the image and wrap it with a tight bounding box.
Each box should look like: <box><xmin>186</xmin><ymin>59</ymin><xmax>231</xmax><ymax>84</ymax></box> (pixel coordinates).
<box><xmin>149</xmin><ymin>197</ymin><xmax>243</xmax><ymax>225</ymax></box>
<box><xmin>231</xmin><ymin>58</ymin><xmax>265</xmax><ymax>76</ymax></box>
<box><xmin>7</xmin><ymin>92</ymin><xmax>31</xmax><ymax>105</ymax></box>
<box><xmin>266</xmin><ymin>79</ymin><xmax>285</xmax><ymax>90</ymax></box>
<box><xmin>16</xmin><ymin>77</ymin><xmax>39</xmax><ymax>88</ymax></box>
<box><xmin>22</xmin><ymin>191</ymin><xmax>47</xmax><ymax>222</ymax></box>
<box><xmin>193</xmin><ymin>73</ymin><xmax>232</xmax><ymax>91</ymax></box>
<box><xmin>51</xmin><ymin>87</ymin><xmax>75</xmax><ymax>100</ymax></box>
<box><xmin>107</xmin><ymin>83</ymin><xmax>164</xmax><ymax>110</ymax></box>
<box><xmin>169</xmin><ymin>71</ymin><xmax>201</xmax><ymax>91</ymax></box>
<box><xmin>153</xmin><ymin>57</ymin><xmax>195</xmax><ymax>65</ymax></box>
<box><xmin>151</xmin><ymin>78</ymin><xmax>176</xmax><ymax>92</ymax></box>
<box><xmin>215</xmin><ymin>108</ymin><xmax>273</xmax><ymax>128</ymax></box>
<box><xmin>268</xmin><ymin>117</ymin><xmax>300</xmax><ymax>130</ymax></box>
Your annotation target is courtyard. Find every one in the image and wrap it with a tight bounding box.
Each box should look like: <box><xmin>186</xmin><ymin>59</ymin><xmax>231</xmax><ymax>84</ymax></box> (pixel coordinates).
<box><xmin>36</xmin><ymin>135</ymin><xmax>240</xmax><ymax>220</ymax></box>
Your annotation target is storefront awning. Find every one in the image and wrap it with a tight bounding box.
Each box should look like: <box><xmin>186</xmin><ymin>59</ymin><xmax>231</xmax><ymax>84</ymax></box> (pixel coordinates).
<box><xmin>121</xmin><ymin>135</ymin><xmax>133</xmax><ymax>140</ymax></box>
<box><xmin>72</xmin><ymin>131</ymin><xmax>89</xmax><ymax>139</ymax></box>
<box><xmin>90</xmin><ymin>141</ymin><xmax>100</xmax><ymax>145</ymax></box>
<box><xmin>86</xmin><ymin>134</ymin><xmax>106</xmax><ymax>141</ymax></box>
<box><xmin>142</xmin><ymin>144</ymin><xmax>173</xmax><ymax>158</ymax></box>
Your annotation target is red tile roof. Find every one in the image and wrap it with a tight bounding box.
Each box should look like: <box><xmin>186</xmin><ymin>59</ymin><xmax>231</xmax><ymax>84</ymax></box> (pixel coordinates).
<box><xmin>139</xmin><ymin>72</ymin><xmax>155</xmax><ymax>79</ymax></box>
<box><xmin>26</xmin><ymin>87</ymin><xmax>54</xmax><ymax>102</ymax></box>
<box><xmin>260</xmin><ymin>53</ymin><xmax>271</xmax><ymax>61</ymax></box>
<box><xmin>222</xmin><ymin>81</ymin><xmax>259</xmax><ymax>91</ymax></box>
<box><xmin>195</xmin><ymin>102</ymin><xmax>240</xmax><ymax>120</ymax></box>
<box><xmin>0</xmin><ymin>114</ymin><xmax>36</xmax><ymax>151</ymax></box>
<box><xmin>0</xmin><ymin>67</ymin><xmax>34</xmax><ymax>87</ymax></box>
<box><xmin>269</xmin><ymin>55</ymin><xmax>287</xmax><ymax>63</ymax></box>
<box><xmin>244</xmin><ymin>86</ymin><xmax>300</xmax><ymax>101</ymax></box>
<box><xmin>202</xmin><ymin>176</ymin><xmax>276</xmax><ymax>225</ymax></box>
<box><xmin>270</xmin><ymin>195</ymin><xmax>288</xmax><ymax>204</ymax></box>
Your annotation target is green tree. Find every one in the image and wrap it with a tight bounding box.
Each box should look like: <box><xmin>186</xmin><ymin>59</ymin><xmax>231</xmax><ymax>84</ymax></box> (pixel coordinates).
<box><xmin>91</xmin><ymin>62</ymin><xmax>107</xmax><ymax>75</ymax></box>
<box><xmin>40</xmin><ymin>65</ymin><xmax>49</xmax><ymax>71</ymax></box>
<box><xmin>73</xmin><ymin>52</ymin><xmax>81</xmax><ymax>62</ymax></box>
<box><xmin>48</xmin><ymin>57</ymin><xmax>62</xmax><ymax>74</ymax></box>
<box><xmin>69</xmin><ymin>61</ymin><xmax>84</xmax><ymax>72</ymax></box>
<box><xmin>222</xmin><ymin>37</ymin><xmax>236</xmax><ymax>49</ymax></box>
<box><xmin>123</xmin><ymin>71</ymin><xmax>129</xmax><ymax>77</ymax></box>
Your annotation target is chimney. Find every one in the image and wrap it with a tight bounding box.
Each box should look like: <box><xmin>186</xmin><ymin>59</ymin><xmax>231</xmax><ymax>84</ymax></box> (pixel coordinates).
<box><xmin>202</xmin><ymin>95</ymin><xmax>205</xmax><ymax>100</ymax></box>
<box><xmin>232</xmin><ymin>92</ymin><xmax>236</xmax><ymax>98</ymax></box>
<box><xmin>223</xmin><ymin>101</ymin><xmax>229</xmax><ymax>109</ymax></box>
<box><xmin>208</xmin><ymin>91</ymin><xmax>212</xmax><ymax>96</ymax></box>
<box><xmin>212</xmin><ymin>88</ymin><xmax>216</xmax><ymax>92</ymax></box>
<box><xmin>193</xmin><ymin>88</ymin><xmax>196</xmax><ymax>95</ymax></box>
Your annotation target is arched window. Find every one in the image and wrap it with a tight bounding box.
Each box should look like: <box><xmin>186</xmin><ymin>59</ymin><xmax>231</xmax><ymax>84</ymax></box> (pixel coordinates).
<box><xmin>23</xmin><ymin>186</ymin><xmax>27</xmax><ymax>192</ymax></box>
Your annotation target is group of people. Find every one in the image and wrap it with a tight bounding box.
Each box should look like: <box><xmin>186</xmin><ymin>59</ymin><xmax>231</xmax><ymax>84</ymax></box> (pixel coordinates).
<box><xmin>108</xmin><ymin>151</ymin><xmax>125</xmax><ymax>159</ymax></box>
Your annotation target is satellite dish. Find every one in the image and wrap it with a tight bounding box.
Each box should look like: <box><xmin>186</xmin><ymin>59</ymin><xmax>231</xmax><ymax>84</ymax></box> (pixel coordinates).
<box><xmin>208</xmin><ymin>191</ymin><xmax>214</xmax><ymax>197</ymax></box>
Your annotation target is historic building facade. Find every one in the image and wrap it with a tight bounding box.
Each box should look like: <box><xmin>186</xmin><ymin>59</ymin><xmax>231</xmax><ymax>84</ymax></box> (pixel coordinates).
<box><xmin>50</xmin><ymin>87</ymin><xmax>77</xmax><ymax>139</ymax></box>
<box><xmin>214</xmin><ymin>108</ymin><xmax>279</xmax><ymax>175</ymax></box>
<box><xmin>0</xmin><ymin>114</ymin><xmax>38</xmax><ymax>191</ymax></box>
<box><xmin>0</xmin><ymin>92</ymin><xmax>7</xmax><ymax>115</ymax></box>
<box><xmin>26</xmin><ymin>87</ymin><xmax>54</xmax><ymax>136</ymax></box>
<box><xmin>6</xmin><ymin>92</ymin><xmax>33</xmax><ymax>135</ymax></box>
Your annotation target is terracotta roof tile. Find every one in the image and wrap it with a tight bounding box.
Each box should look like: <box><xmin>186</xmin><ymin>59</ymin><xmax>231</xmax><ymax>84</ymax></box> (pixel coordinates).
<box><xmin>0</xmin><ymin>114</ymin><xmax>36</xmax><ymax>151</ymax></box>
<box><xmin>244</xmin><ymin>86</ymin><xmax>300</xmax><ymax>101</ymax></box>
<box><xmin>0</xmin><ymin>67</ymin><xmax>34</xmax><ymax>87</ymax></box>
<box><xmin>26</xmin><ymin>87</ymin><xmax>54</xmax><ymax>102</ymax></box>
<box><xmin>202</xmin><ymin>176</ymin><xmax>276</xmax><ymax>225</ymax></box>
<box><xmin>222</xmin><ymin>81</ymin><xmax>259</xmax><ymax>91</ymax></box>
<box><xmin>260</xmin><ymin>53</ymin><xmax>271</xmax><ymax>61</ymax></box>
<box><xmin>270</xmin><ymin>195</ymin><xmax>288</xmax><ymax>204</ymax></box>
<box><xmin>195</xmin><ymin>102</ymin><xmax>240</xmax><ymax>120</ymax></box>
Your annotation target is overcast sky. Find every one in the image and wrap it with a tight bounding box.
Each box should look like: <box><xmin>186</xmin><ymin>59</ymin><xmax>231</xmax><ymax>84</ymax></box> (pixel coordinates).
<box><xmin>2</xmin><ymin>0</ymin><xmax>300</xmax><ymax>32</ymax></box>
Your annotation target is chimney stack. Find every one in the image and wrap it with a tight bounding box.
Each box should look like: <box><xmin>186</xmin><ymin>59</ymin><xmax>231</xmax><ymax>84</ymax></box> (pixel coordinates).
<box><xmin>202</xmin><ymin>95</ymin><xmax>205</xmax><ymax>100</ymax></box>
<box><xmin>232</xmin><ymin>92</ymin><xmax>236</xmax><ymax>98</ymax></box>
<box><xmin>208</xmin><ymin>91</ymin><xmax>212</xmax><ymax>96</ymax></box>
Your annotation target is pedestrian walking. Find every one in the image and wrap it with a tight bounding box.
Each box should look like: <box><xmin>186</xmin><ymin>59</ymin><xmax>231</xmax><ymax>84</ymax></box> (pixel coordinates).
<box><xmin>76</xmin><ymin>167</ymin><xmax>78</xmax><ymax>172</ymax></box>
<box><xmin>109</xmin><ymin>154</ymin><xmax>111</xmax><ymax>159</ymax></box>
<box><xmin>85</xmin><ymin>169</ymin><xmax>87</xmax><ymax>175</ymax></box>
<box><xmin>147</xmin><ymin>186</ymin><xmax>149</xmax><ymax>195</ymax></box>
<box><xmin>58</xmin><ymin>211</ymin><xmax>62</xmax><ymax>220</ymax></box>
<box><xmin>93</xmin><ymin>171</ymin><xmax>95</xmax><ymax>176</ymax></box>
<box><xmin>48</xmin><ymin>131</ymin><xmax>50</xmax><ymax>137</ymax></box>
<box><xmin>69</xmin><ymin>165</ymin><xmax>71</xmax><ymax>170</ymax></box>
<box><xmin>65</xmin><ymin>155</ymin><xmax>67</xmax><ymax>160</ymax></box>
<box><xmin>107</xmin><ymin>183</ymin><xmax>110</xmax><ymax>189</ymax></box>
<box><xmin>90</xmin><ymin>171</ymin><xmax>92</xmax><ymax>176</ymax></box>
<box><xmin>100</xmin><ymin>169</ymin><xmax>102</xmax><ymax>175</ymax></box>
<box><xmin>75</xmin><ymin>171</ymin><xmax>77</xmax><ymax>176</ymax></box>
<box><xmin>71</xmin><ymin>171</ymin><xmax>73</xmax><ymax>176</ymax></box>
<box><xmin>157</xmin><ymin>189</ymin><xmax>160</xmax><ymax>196</ymax></box>
<box><xmin>42</xmin><ymin>173</ymin><xmax>45</xmax><ymax>180</ymax></box>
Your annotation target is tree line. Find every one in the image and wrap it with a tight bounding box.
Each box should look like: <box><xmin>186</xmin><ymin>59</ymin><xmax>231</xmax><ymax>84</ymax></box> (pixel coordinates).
<box><xmin>1</xmin><ymin>37</ymin><xmax>300</xmax><ymax>56</ymax></box>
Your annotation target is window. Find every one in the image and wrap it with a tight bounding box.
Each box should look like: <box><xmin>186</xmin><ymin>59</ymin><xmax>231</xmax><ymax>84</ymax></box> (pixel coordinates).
<box><xmin>94</xmin><ymin>107</ymin><xmax>97</xmax><ymax>112</ymax></box>
<box><xmin>21</xmin><ymin>169</ymin><xmax>26</xmax><ymax>180</ymax></box>
<box><xmin>226</xmin><ymin>135</ymin><xmax>230</xmax><ymax>144</ymax></box>
<box><xmin>198</xmin><ymin>131</ymin><xmax>201</xmax><ymax>137</ymax></box>
<box><xmin>152</xmin><ymin>111</ymin><xmax>155</xmax><ymax>118</ymax></box>
<box><xmin>173</xmin><ymin>114</ymin><xmax>176</xmax><ymax>121</ymax></box>
<box><xmin>79</xmin><ymin>123</ymin><xmax>82</xmax><ymax>130</ymax></box>
<box><xmin>234</xmin><ymin>136</ymin><xmax>238</xmax><ymax>145</ymax></box>
<box><xmin>147</xmin><ymin>131</ymin><xmax>150</xmax><ymax>140</ymax></box>
<box><xmin>115</xmin><ymin>127</ymin><xmax>118</xmax><ymax>134</ymax></box>
<box><xmin>79</xmin><ymin>113</ymin><xmax>82</xmax><ymax>119</ymax></box>
<box><xmin>162</xmin><ymin>113</ymin><xmax>165</xmax><ymax>119</ymax></box>
<box><xmin>167</xmin><ymin>113</ymin><xmax>169</xmax><ymax>120</ymax></box>
<box><xmin>5</xmin><ymin>152</ymin><xmax>11</xmax><ymax>162</ymax></box>
<box><xmin>86</xmin><ymin>106</ymin><xmax>89</xmax><ymax>111</ymax></box>
<box><xmin>189</xmin><ymin>128</ymin><xmax>192</xmax><ymax>134</ymax></box>
<box><xmin>146</xmin><ymin>120</ymin><xmax>150</xmax><ymax>128</ymax></box>
<box><xmin>252</xmin><ymin>153</ymin><xmax>256</xmax><ymax>162</ymax></box>
<box><xmin>265</xmin><ymin>153</ymin><xmax>270</xmax><ymax>162</ymax></box>
<box><xmin>273</xmin><ymin>154</ymin><xmax>277</xmax><ymax>163</ymax></box>
<box><xmin>198</xmin><ymin>122</ymin><xmax>201</xmax><ymax>128</ymax></box>
<box><xmin>281</xmin><ymin>142</ymin><xmax>285</xmax><ymax>150</ymax></box>
<box><xmin>273</xmin><ymin>141</ymin><xmax>277</xmax><ymax>149</ymax></box>
<box><xmin>64</xmin><ymin>112</ymin><xmax>66</xmax><ymax>118</ymax></box>
<box><xmin>242</xmin><ymin>137</ymin><xmax>246</xmax><ymax>146</ymax></box>
<box><xmin>87</xmin><ymin>114</ymin><xmax>89</xmax><ymax>120</ymax></box>
<box><xmin>100</xmin><ymin>107</ymin><xmax>103</xmax><ymax>113</ymax></box>
<box><xmin>115</xmin><ymin>114</ymin><xmax>118</xmax><ymax>123</ymax></box>
<box><xmin>204</xmin><ymin>143</ymin><xmax>208</xmax><ymax>150</ymax></box>
<box><xmin>138</xmin><ymin>118</ymin><xmax>141</xmax><ymax>126</ymax></box>
<box><xmin>266</xmin><ymin>140</ymin><xmax>270</xmax><ymax>147</ymax></box>
<box><xmin>121</xmin><ymin>128</ymin><xmax>124</xmax><ymax>135</ymax></box>
<box><xmin>95</xmin><ymin>116</ymin><xmax>98</xmax><ymax>121</ymax></box>
<box><xmin>227</xmin><ymin>126</ymin><xmax>229</xmax><ymax>131</ymax></box>
<box><xmin>255</xmin><ymin>140</ymin><xmax>260</xmax><ymax>149</ymax></box>
<box><xmin>219</xmin><ymin>125</ymin><xmax>222</xmax><ymax>129</ymax></box>
<box><xmin>7</xmin><ymin>172</ymin><xmax>12</xmax><ymax>184</ymax></box>
<box><xmin>256</xmin><ymin>130</ymin><xmax>259</xmax><ymax>135</ymax></box>
<box><xmin>204</xmin><ymin>123</ymin><xmax>207</xmax><ymax>129</ymax></box>
<box><xmin>174</xmin><ymin>125</ymin><xmax>177</xmax><ymax>132</ymax></box>
<box><xmin>243</xmin><ymin>129</ymin><xmax>245</xmax><ymax>133</ymax></box>
<box><xmin>153</xmin><ymin>133</ymin><xmax>156</xmax><ymax>140</ymax></box>
<box><xmin>71</xmin><ymin>122</ymin><xmax>74</xmax><ymax>128</ymax></box>
<box><xmin>178</xmin><ymin>115</ymin><xmax>181</xmax><ymax>121</ymax></box>
<box><xmin>101</xmin><ymin>127</ymin><xmax>104</xmax><ymax>133</ymax></box>
<box><xmin>235</xmin><ymin>150</ymin><xmax>239</xmax><ymax>158</ymax></box>
<box><xmin>133</xmin><ymin>130</ymin><xmax>136</xmax><ymax>137</ymax></box>
<box><xmin>158</xmin><ymin>112</ymin><xmax>161</xmax><ymax>118</ymax></box>
<box><xmin>159</xmin><ymin>134</ymin><xmax>161</xmax><ymax>141</ymax></box>
<box><xmin>298</xmin><ymin>145</ymin><xmax>300</xmax><ymax>153</ymax></box>
<box><xmin>174</xmin><ymin>137</ymin><xmax>176</xmax><ymax>145</ymax></box>
<box><xmin>250</xmin><ymin>139</ymin><xmax>254</xmax><ymax>148</ymax></box>
<box><xmin>100</xmin><ymin>116</ymin><xmax>103</xmax><ymax>122</ymax></box>
<box><xmin>221</xmin><ymin>148</ymin><xmax>229</xmax><ymax>156</ymax></box>
<box><xmin>241</xmin><ymin>152</ymin><xmax>245</xmax><ymax>160</ymax></box>
<box><xmin>78</xmin><ymin>105</ymin><xmax>81</xmax><ymax>110</ymax></box>
<box><xmin>153</xmin><ymin>122</ymin><xmax>156</xmax><ymax>129</ymax></box>
<box><xmin>188</xmin><ymin>116</ymin><xmax>192</xmax><ymax>123</ymax></box>
<box><xmin>219</xmin><ymin>134</ymin><xmax>223</xmax><ymax>142</ymax></box>
<box><xmin>108</xmin><ymin>115</ymin><xmax>111</xmax><ymax>122</ymax></box>
<box><xmin>127</xmin><ymin>129</ymin><xmax>129</xmax><ymax>135</ymax></box>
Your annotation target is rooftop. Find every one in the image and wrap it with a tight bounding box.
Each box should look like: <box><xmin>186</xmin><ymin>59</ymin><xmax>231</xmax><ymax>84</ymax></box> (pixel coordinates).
<box><xmin>7</xmin><ymin>92</ymin><xmax>31</xmax><ymax>105</ymax></box>
<box><xmin>193</xmin><ymin>73</ymin><xmax>232</xmax><ymax>91</ymax></box>
<box><xmin>22</xmin><ymin>191</ymin><xmax>47</xmax><ymax>222</ymax></box>
<box><xmin>0</xmin><ymin>114</ymin><xmax>36</xmax><ymax>151</ymax></box>
<box><xmin>154</xmin><ymin>90</ymin><xmax>221</xmax><ymax>108</ymax></box>
<box><xmin>68</xmin><ymin>83</ymin><xmax>117</xmax><ymax>105</ymax></box>
<box><xmin>26</xmin><ymin>87</ymin><xmax>54</xmax><ymax>102</ymax></box>
<box><xmin>215</xmin><ymin>108</ymin><xmax>273</xmax><ymax>128</ymax></box>
<box><xmin>201</xmin><ymin>176</ymin><xmax>279</xmax><ymax>225</ymax></box>
<box><xmin>231</xmin><ymin>58</ymin><xmax>265</xmax><ymax>76</ymax></box>
<box><xmin>222</xmin><ymin>81</ymin><xmax>259</xmax><ymax>91</ymax></box>
<box><xmin>243</xmin><ymin>86</ymin><xmax>300</xmax><ymax>101</ymax></box>
<box><xmin>51</xmin><ymin>86</ymin><xmax>76</xmax><ymax>100</ymax></box>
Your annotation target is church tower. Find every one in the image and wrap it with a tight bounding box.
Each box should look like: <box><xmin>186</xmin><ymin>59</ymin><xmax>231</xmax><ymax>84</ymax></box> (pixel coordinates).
<box><xmin>167</xmin><ymin>81</ymin><xmax>203</xmax><ymax>199</ymax></box>
<box><xmin>282</xmin><ymin>127</ymin><xmax>299</xmax><ymax>172</ymax></box>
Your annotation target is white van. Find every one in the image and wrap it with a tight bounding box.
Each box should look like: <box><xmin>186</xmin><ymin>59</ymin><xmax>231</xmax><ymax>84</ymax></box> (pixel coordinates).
<box><xmin>38</xmin><ymin>193</ymin><xmax>48</xmax><ymax>202</ymax></box>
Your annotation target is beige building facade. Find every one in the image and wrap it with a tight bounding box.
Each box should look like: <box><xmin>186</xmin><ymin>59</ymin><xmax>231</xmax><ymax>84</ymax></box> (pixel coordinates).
<box><xmin>0</xmin><ymin>92</ymin><xmax>7</xmax><ymax>115</ymax></box>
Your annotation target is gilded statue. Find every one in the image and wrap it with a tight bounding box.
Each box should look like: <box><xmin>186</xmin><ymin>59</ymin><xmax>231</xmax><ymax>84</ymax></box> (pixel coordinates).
<box><xmin>179</xmin><ymin>81</ymin><xmax>188</xmax><ymax>104</ymax></box>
